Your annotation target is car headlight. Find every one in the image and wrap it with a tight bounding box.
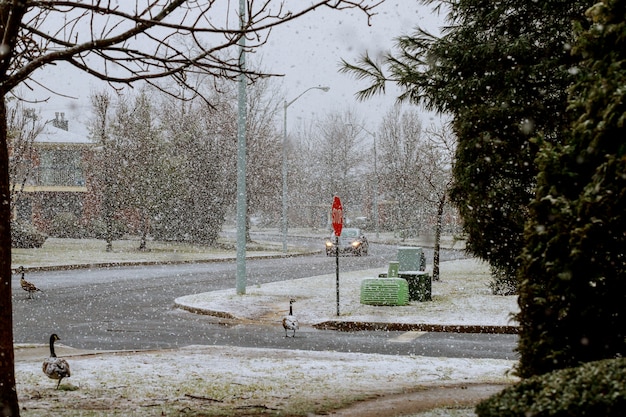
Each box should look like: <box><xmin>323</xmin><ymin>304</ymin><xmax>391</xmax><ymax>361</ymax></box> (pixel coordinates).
<box><xmin>325</xmin><ymin>241</ymin><xmax>334</xmax><ymax>247</ymax></box>
<box><xmin>351</xmin><ymin>241</ymin><xmax>361</xmax><ymax>247</ymax></box>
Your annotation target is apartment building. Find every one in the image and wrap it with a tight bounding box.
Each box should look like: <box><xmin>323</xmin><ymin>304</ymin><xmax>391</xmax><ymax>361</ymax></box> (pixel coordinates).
<box><xmin>12</xmin><ymin>112</ymin><xmax>96</xmax><ymax>233</ymax></box>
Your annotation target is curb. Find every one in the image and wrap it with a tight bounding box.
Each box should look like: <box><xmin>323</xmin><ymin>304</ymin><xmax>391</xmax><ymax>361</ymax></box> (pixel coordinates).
<box><xmin>314</xmin><ymin>321</ymin><xmax>519</xmax><ymax>334</ymax></box>
<box><xmin>173</xmin><ymin>303</ymin><xmax>519</xmax><ymax>335</ymax></box>
<box><xmin>12</xmin><ymin>250</ymin><xmax>320</xmax><ymax>273</ymax></box>
<box><xmin>174</xmin><ymin>303</ymin><xmax>239</xmax><ymax>320</ymax></box>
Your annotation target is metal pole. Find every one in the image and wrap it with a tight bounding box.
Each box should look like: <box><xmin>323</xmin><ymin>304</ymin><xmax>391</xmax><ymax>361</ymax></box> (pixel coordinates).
<box><xmin>235</xmin><ymin>0</ymin><xmax>247</xmax><ymax>295</ymax></box>
<box><xmin>282</xmin><ymin>86</ymin><xmax>330</xmax><ymax>253</ymax></box>
<box><xmin>282</xmin><ymin>100</ymin><xmax>288</xmax><ymax>253</ymax></box>
<box><xmin>373</xmin><ymin>134</ymin><xmax>379</xmax><ymax>238</ymax></box>
<box><xmin>336</xmin><ymin>235</ymin><xmax>340</xmax><ymax>316</ymax></box>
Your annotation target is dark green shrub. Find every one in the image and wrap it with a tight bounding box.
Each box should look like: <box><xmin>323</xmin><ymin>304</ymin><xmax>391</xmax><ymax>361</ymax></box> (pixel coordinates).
<box><xmin>488</xmin><ymin>265</ymin><xmax>517</xmax><ymax>296</ymax></box>
<box><xmin>516</xmin><ymin>0</ymin><xmax>626</xmax><ymax>377</ymax></box>
<box><xmin>476</xmin><ymin>358</ymin><xmax>626</xmax><ymax>417</ymax></box>
<box><xmin>49</xmin><ymin>212</ymin><xmax>83</xmax><ymax>238</ymax></box>
<box><xmin>11</xmin><ymin>222</ymin><xmax>47</xmax><ymax>248</ymax></box>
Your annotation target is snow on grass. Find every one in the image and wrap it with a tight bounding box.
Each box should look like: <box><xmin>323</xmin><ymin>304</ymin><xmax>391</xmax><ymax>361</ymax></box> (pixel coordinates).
<box><xmin>16</xmin><ymin>345</ymin><xmax>517</xmax><ymax>416</ymax></box>
<box><xmin>176</xmin><ymin>258</ymin><xmax>519</xmax><ymax>328</ymax></box>
<box><xmin>12</xmin><ymin>237</ymin><xmax>288</xmax><ymax>270</ymax></box>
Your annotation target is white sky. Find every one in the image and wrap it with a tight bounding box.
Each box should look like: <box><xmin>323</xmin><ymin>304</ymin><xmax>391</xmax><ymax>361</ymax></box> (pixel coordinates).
<box><xmin>257</xmin><ymin>1</ymin><xmax>445</xmax><ymax>129</ymax></box>
<box><xmin>20</xmin><ymin>2</ymin><xmax>445</xmax><ymax>136</ymax></box>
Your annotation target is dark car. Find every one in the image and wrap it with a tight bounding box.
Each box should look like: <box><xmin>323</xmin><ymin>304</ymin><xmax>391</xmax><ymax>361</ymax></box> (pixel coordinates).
<box><xmin>325</xmin><ymin>228</ymin><xmax>369</xmax><ymax>256</ymax></box>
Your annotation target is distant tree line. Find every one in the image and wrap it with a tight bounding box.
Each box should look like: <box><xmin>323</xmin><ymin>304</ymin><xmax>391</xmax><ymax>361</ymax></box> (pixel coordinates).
<box><xmin>9</xmin><ymin>83</ymin><xmax>457</xmax><ymax>254</ymax></box>
<box><xmin>88</xmin><ymin>80</ymin><xmax>282</xmax><ymax>250</ymax></box>
<box><xmin>288</xmin><ymin>107</ymin><xmax>457</xmax><ymax>244</ymax></box>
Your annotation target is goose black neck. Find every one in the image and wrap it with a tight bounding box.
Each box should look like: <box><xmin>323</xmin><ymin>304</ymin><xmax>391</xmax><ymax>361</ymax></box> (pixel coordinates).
<box><xmin>49</xmin><ymin>336</ymin><xmax>57</xmax><ymax>358</ymax></box>
<box><xmin>289</xmin><ymin>304</ymin><xmax>293</xmax><ymax>316</ymax></box>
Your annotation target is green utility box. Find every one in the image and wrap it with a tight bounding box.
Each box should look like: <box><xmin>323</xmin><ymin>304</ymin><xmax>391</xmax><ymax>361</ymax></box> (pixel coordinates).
<box><xmin>387</xmin><ymin>261</ymin><xmax>399</xmax><ymax>278</ymax></box>
<box><xmin>402</xmin><ymin>272</ymin><xmax>432</xmax><ymax>302</ymax></box>
<box><xmin>360</xmin><ymin>278</ymin><xmax>409</xmax><ymax>306</ymax></box>
<box><xmin>397</xmin><ymin>246</ymin><xmax>426</xmax><ymax>271</ymax></box>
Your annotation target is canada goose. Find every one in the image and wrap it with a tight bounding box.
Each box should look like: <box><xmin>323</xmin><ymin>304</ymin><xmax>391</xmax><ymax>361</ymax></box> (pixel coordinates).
<box><xmin>282</xmin><ymin>299</ymin><xmax>299</xmax><ymax>337</ymax></box>
<box><xmin>19</xmin><ymin>266</ymin><xmax>42</xmax><ymax>299</ymax></box>
<box><xmin>42</xmin><ymin>334</ymin><xmax>71</xmax><ymax>389</ymax></box>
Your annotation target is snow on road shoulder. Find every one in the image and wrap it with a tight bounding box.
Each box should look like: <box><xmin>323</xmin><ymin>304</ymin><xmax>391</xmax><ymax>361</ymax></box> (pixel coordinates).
<box><xmin>175</xmin><ymin>258</ymin><xmax>519</xmax><ymax>327</ymax></box>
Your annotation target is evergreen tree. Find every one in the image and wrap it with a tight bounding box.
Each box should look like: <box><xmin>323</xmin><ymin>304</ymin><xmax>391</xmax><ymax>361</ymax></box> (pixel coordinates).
<box><xmin>341</xmin><ymin>0</ymin><xmax>591</xmax><ymax>292</ymax></box>
<box><xmin>516</xmin><ymin>0</ymin><xmax>626</xmax><ymax>377</ymax></box>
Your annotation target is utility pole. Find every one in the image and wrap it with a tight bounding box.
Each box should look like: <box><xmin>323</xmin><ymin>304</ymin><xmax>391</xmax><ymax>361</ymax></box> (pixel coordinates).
<box><xmin>236</xmin><ymin>0</ymin><xmax>247</xmax><ymax>295</ymax></box>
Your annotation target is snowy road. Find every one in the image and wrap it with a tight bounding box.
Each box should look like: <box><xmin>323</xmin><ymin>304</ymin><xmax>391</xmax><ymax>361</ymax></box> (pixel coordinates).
<box><xmin>12</xmin><ymin>244</ymin><xmax>515</xmax><ymax>359</ymax></box>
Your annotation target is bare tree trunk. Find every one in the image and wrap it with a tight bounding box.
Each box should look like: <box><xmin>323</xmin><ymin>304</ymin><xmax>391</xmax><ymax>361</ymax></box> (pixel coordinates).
<box><xmin>432</xmin><ymin>195</ymin><xmax>446</xmax><ymax>281</ymax></box>
<box><xmin>139</xmin><ymin>210</ymin><xmax>149</xmax><ymax>251</ymax></box>
<box><xmin>246</xmin><ymin>216</ymin><xmax>252</xmax><ymax>244</ymax></box>
<box><xmin>105</xmin><ymin>216</ymin><xmax>114</xmax><ymax>252</ymax></box>
<box><xmin>95</xmin><ymin>94</ymin><xmax>114</xmax><ymax>253</ymax></box>
<box><xmin>0</xmin><ymin>96</ymin><xmax>21</xmax><ymax>416</ymax></box>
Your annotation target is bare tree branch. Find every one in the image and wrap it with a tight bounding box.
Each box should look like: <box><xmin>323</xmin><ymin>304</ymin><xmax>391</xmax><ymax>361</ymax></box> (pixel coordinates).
<box><xmin>4</xmin><ymin>1</ymin><xmax>379</xmax><ymax>95</ymax></box>
<box><xmin>0</xmin><ymin>1</ymin><xmax>385</xmax><ymax>414</ymax></box>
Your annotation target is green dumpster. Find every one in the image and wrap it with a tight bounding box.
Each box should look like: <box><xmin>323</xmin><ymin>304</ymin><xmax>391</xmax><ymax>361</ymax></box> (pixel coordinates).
<box><xmin>399</xmin><ymin>272</ymin><xmax>431</xmax><ymax>302</ymax></box>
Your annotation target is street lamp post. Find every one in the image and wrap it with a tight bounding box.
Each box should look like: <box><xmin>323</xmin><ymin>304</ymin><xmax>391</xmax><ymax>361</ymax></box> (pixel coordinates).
<box><xmin>282</xmin><ymin>86</ymin><xmax>330</xmax><ymax>253</ymax></box>
<box><xmin>372</xmin><ymin>133</ymin><xmax>379</xmax><ymax>239</ymax></box>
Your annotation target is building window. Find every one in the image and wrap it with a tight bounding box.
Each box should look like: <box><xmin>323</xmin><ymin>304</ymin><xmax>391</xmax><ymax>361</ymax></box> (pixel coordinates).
<box><xmin>38</xmin><ymin>149</ymin><xmax>85</xmax><ymax>187</ymax></box>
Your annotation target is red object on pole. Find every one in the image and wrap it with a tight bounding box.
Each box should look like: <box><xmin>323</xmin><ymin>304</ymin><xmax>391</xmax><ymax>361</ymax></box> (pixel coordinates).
<box><xmin>331</xmin><ymin>196</ymin><xmax>343</xmax><ymax>237</ymax></box>
<box><xmin>331</xmin><ymin>196</ymin><xmax>343</xmax><ymax>316</ymax></box>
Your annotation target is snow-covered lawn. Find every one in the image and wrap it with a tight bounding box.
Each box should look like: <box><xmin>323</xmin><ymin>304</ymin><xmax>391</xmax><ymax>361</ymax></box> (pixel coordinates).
<box><xmin>176</xmin><ymin>258</ymin><xmax>519</xmax><ymax>328</ymax></box>
<box><xmin>16</xmin><ymin>345</ymin><xmax>516</xmax><ymax>416</ymax></box>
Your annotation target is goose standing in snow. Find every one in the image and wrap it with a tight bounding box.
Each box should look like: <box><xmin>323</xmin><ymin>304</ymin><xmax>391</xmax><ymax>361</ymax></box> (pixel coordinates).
<box><xmin>43</xmin><ymin>334</ymin><xmax>71</xmax><ymax>389</ymax></box>
<box><xmin>282</xmin><ymin>298</ymin><xmax>299</xmax><ymax>337</ymax></box>
<box><xmin>19</xmin><ymin>266</ymin><xmax>42</xmax><ymax>299</ymax></box>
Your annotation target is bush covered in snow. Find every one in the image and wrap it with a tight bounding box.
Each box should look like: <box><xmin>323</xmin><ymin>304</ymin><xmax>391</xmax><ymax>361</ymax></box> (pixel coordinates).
<box><xmin>488</xmin><ymin>265</ymin><xmax>517</xmax><ymax>296</ymax></box>
<box><xmin>475</xmin><ymin>358</ymin><xmax>626</xmax><ymax>417</ymax></box>
<box><xmin>49</xmin><ymin>212</ymin><xmax>82</xmax><ymax>238</ymax></box>
<box><xmin>11</xmin><ymin>221</ymin><xmax>47</xmax><ymax>248</ymax></box>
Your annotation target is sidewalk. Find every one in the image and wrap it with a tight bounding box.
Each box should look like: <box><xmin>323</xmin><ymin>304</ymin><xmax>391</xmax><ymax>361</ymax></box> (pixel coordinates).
<box><xmin>11</xmin><ymin>236</ymin><xmax>291</xmax><ymax>271</ymax></box>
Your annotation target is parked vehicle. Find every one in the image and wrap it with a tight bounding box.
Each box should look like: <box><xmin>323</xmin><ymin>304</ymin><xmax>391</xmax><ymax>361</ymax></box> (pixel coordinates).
<box><xmin>325</xmin><ymin>228</ymin><xmax>369</xmax><ymax>256</ymax></box>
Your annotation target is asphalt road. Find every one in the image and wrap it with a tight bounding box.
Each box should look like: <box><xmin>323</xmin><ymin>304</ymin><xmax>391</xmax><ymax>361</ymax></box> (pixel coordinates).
<box><xmin>12</xmin><ymin>242</ymin><xmax>517</xmax><ymax>360</ymax></box>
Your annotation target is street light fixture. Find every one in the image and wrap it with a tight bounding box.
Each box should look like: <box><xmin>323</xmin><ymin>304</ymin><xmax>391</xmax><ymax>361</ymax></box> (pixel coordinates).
<box><xmin>282</xmin><ymin>86</ymin><xmax>330</xmax><ymax>253</ymax></box>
